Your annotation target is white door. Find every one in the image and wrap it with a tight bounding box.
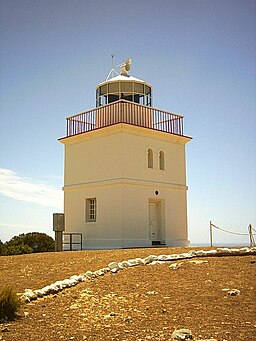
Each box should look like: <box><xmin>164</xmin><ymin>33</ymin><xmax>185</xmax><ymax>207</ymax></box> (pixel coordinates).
<box><xmin>149</xmin><ymin>202</ymin><xmax>160</xmax><ymax>241</ymax></box>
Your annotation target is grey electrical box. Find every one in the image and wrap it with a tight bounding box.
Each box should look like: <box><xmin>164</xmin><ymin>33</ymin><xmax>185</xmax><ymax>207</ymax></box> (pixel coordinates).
<box><xmin>53</xmin><ymin>213</ymin><xmax>65</xmax><ymax>232</ymax></box>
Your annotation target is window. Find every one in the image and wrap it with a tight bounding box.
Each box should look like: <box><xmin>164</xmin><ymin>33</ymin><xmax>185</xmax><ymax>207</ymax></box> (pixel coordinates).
<box><xmin>159</xmin><ymin>151</ymin><xmax>165</xmax><ymax>170</ymax></box>
<box><xmin>134</xmin><ymin>82</ymin><xmax>144</xmax><ymax>94</ymax></box>
<box><xmin>99</xmin><ymin>84</ymin><xmax>108</xmax><ymax>95</ymax></box>
<box><xmin>148</xmin><ymin>148</ymin><xmax>153</xmax><ymax>169</ymax></box>
<box><xmin>86</xmin><ymin>198</ymin><xmax>97</xmax><ymax>222</ymax></box>
<box><xmin>108</xmin><ymin>82</ymin><xmax>119</xmax><ymax>93</ymax></box>
<box><xmin>120</xmin><ymin>81</ymin><xmax>133</xmax><ymax>92</ymax></box>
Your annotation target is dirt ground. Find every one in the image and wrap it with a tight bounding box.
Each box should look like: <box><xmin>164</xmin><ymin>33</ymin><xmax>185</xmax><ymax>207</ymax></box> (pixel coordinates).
<box><xmin>0</xmin><ymin>247</ymin><xmax>255</xmax><ymax>341</ymax></box>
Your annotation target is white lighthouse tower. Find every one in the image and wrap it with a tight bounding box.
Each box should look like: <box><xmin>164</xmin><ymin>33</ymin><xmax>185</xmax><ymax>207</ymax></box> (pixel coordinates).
<box><xmin>59</xmin><ymin>60</ymin><xmax>192</xmax><ymax>249</ymax></box>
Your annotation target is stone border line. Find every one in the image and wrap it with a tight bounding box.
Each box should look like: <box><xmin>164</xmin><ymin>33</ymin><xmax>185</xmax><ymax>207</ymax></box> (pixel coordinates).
<box><xmin>20</xmin><ymin>247</ymin><xmax>256</xmax><ymax>303</ymax></box>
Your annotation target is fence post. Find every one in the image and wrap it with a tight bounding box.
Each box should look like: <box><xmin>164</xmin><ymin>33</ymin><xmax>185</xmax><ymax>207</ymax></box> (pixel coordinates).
<box><xmin>248</xmin><ymin>224</ymin><xmax>255</xmax><ymax>246</ymax></box>
<box><xmin>210</xmin><ymin>221</ymin><xmax>213</xmax><ymax>247</ymax></box>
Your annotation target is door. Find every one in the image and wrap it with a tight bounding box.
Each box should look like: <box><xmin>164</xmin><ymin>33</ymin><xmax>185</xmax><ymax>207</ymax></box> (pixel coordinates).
<box><xmin>149</xmin><ymin>202</ymin><xmax>160</xmax><ymax>241</ymax></box>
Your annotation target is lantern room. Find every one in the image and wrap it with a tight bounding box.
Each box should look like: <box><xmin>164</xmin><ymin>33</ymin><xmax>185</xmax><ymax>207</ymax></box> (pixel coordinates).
<box><xmin>96</xmin><ymin>75</ymin><xmax>152</xmax><ymax>107</ymax></box>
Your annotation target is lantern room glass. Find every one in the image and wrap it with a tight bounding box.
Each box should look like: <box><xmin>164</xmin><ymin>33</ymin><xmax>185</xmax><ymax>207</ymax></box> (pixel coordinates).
<box><xmin>96</xmin><ymin>81</ymin><xmax>152</xmax><ymax>107</ymax></box>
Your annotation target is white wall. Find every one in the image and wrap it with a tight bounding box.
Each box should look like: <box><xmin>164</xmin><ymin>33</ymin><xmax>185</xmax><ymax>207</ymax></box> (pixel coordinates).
<box><xmin>61</xmin><ymin>124</ymin><xmax>191</xmax><ymax>249</ymax></box>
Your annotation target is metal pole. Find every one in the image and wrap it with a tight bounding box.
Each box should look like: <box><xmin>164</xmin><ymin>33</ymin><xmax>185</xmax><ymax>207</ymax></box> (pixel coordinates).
<box><xmin>55</xmin><ymin>231</ymin><xmax>63</xmax><ymax>252</ymax></box>
<box><xmin>210</xmin><ymin>221</ymin><xmax>213</xmax><ymax>247</ymax></box>
<box><xmin>249</xmin><ymin>224</ymin><xmax>252</xmax><ymax>246</ymax></box>
<box><xmin>70</xmin><ymin>234</ymin><xmax>72</xmax><ymax>251</ymax></box>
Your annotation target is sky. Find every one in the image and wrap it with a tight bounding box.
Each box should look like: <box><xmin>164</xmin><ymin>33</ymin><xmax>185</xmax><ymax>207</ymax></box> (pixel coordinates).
<box><xmin>0</xmin><ymin>0</ymin><xmax>255</xmax><ymax>246</ymax></box>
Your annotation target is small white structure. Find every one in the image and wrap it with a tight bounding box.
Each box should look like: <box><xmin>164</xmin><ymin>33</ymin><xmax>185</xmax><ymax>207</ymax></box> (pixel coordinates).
<box><xmin>59</xmin><ymin>61</ymin><xmax>192</xmax><ymax>249</ymax></box>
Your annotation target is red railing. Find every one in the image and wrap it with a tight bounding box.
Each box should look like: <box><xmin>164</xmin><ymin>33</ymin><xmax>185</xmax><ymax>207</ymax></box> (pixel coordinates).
<box><xmin>66</xmin><ymin>100</ymin><xmax>184</xmax><ymax>137</ymax></box>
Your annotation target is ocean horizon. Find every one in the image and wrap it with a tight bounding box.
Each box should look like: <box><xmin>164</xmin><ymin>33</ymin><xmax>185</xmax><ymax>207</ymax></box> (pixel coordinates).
<box><xmin>190</xmin><ymin>242</ymin><xmax>252</xmax><ymax>247</ymax></box>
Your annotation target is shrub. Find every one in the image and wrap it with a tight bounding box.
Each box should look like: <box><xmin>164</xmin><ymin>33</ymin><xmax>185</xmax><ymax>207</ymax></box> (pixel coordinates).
<box><xmin>6</xmin><ymin>232</ymin><xmax>55</xmax><ymax>253</ymax></box>
<box><xmin>5</xmin><ymin>243</ymin><xmax>33</xmax><ymax>256</ymax></box>
<box><xmin>0</xmin><ymin>240</ymin><xmax>7</xmax><ymax>256</ymax></box>
<box><xmin>0</xmin><ymin>286</ymin><xmax>21</xmax><ymax>322</ymax></box>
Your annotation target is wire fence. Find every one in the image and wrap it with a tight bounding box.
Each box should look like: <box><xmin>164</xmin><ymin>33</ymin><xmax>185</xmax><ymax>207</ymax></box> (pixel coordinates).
<box><xmin>209</xmin><ymin>221</ymin><xmax>256</xmax><ymax>247</ymax></box>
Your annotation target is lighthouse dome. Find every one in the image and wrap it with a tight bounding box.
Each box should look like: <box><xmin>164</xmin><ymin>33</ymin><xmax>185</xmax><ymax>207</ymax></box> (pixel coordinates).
<box><xmin>96</xmin><ymin>74</ymin><xmax>152</xmax><ymax>107</ymax></box>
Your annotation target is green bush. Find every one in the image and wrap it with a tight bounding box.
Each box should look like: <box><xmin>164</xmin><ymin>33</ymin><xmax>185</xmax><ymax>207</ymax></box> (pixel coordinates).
<box><xmin>0</xmin><ymin>286</ymin><xmax>21</xmax><ymax>322</ymax></box>
<box><xmin>5</xmin><ymin>243</ymin><xmax>33</xmax><ymax>256</ymax></box>
<box><xmin>0</xmin><ymin>240</ymin><xmax>7</xmax><ymax>256</ymax></box>
<box><xmin>0</xmin><ymin>232</ymin><xmax>55</xmax><ymax>256</ymax></box>
<box><xmin>6</xmin><ymin>232</ymin><xmax>55</xmax><ymax>253</ymax></box>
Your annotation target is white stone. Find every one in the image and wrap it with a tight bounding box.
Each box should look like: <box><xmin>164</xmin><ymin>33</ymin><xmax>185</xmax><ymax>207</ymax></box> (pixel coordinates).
<box><xmin>33</xmin><ymin>289</ymin><xmax>44</xmax><ymax>298</ymax></box>
<box><xmin>84</xmin><ymin>271</ymin><xmax>96</xmax><ymax>279</ymax></box>
<box><xmin>134</xmin><ymin>258</ymin><xmax>144</xmax><ymax>265</ymax></box>
<box><xmin>217</xmin><ymin>248</ymin><xmax>232</xmax><ymax>254</ymax></box>
<box><xmin>127</xmin><ymin>258</ymin><xmax>141</xmax><ymax>266</ymax></box>
<box><xmin>70</xmin><ymin>275</ymin><xmax>83</xmax><ymax>282</ymax></box>
<box><xmin>22</xmin><ymin>289</ymin><xmax>37</xmax><ymax>302</ymax></box>
<box><xmin>202</xmin><ymin>250</ymin><xmax>217</xmax><ymax>256</ymax></box>
<box><xmin>239</xmin><ymin>247</ymin><xmax>249</xmax><ymax>253</ymax></box>
<box><xmin>94</xmin><ymin>269</ymin><xmax>105</xmax><ymax>276</ymax></box>
<box><xmin>229</xmin><ymin>248</ymin><xmax>240</xmax><ymax>254</ymax></box>
<box><xmin>157</xmin><ymin>254</ymin><xmax>169</xmax><ymax>261</ymax></box>
<box><xmin>108</xmin><ymin>262</ymin><xmax>119</xmax><ymax>270</ymax></box>
<box><xmin>169</xmin><ymin>254</ymin><xmax>181</xmax><ymax>260</ymax></box>
<box><xmin>110</xmin><ymin>268</ymin><xmax>118</xmax><ymax>273</ymax></box>
<box><xmin>171</xmin><ymin>328</ymin><xmax>193</xmax><ymax>340</ymax></box>
<box><xmin>228</xmin><ymin>289</ymin><xmax>240</xmax><ymax>296</ymax></box>
<box><xmin>169</xmin><ymin>262</ymin><xmax>183</xmax><ymax>269</ymax></box>
<box><xmin>194</xmin><ymin>250</ymin><xmax>206</xmax><ymax>257</ymax></box>
<box><xmin>189</xmin><ymin>260</ymin><xmax>208</xmax><ymax>265</ymax></box>
<box><xmin>118</xmin><ymin>261</ymin><xmax>130</xmax><ymax>268</ymax></box>
<box><xmin>178</xmin><ymin>253</ymin><xmax>193</xmax><ymax>259</ymax></box>
<box><xmin>52</xmin><ymin>281</ymin><xmax>64</xmax><ymax>290</ymax></box>
<box><xmin>142</xmin><ymin>255</ymin><xmax>159</xmax><ymax>264</ymax></box>
<box><xmin>39</xmin><ymin>285</ymin><xmax>51</xmax><ymax>295</ymax></box>
<box><xmin>188</xmin><ymin>250</ymin><xmax>197</xmax><ymax>257</ymax></box>
<box><xmin>146</xmin><ymin>291</ymin><xmax>158</xmax><ymax>295</ymax></box>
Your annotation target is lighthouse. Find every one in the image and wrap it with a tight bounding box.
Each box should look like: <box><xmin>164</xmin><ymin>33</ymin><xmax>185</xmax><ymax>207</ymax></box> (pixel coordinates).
<box><xmin>59</xmin><ymin>60</ymin><xmax>192</xmax><ymax>249</ymax></box>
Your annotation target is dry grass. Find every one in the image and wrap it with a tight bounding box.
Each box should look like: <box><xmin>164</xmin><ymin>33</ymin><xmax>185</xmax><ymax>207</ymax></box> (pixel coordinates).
<box><xmin>0</xmin><ymin>286</ymin><xmax>20</xmax><ymax>322</ymax></box>
<box><xmin>0</xmin><ymin>247</ymin><xmax>255</xmax><ymax>340</ymax></box>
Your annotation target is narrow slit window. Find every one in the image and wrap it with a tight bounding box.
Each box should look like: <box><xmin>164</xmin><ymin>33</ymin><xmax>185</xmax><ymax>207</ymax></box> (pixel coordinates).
<box><xmin>148</xmin><ymin>149</ymin><xmax>153</xmax><ymax>169</ymax></box>
<box><xmin>159</xmin><ymin>151</ymin><xmax>165</xmax><ymax>170</ymax></box>
<box><xmin>86</xmin><ymin>198</ymin><xmax>97</xmax><ymax>222</ymax></box>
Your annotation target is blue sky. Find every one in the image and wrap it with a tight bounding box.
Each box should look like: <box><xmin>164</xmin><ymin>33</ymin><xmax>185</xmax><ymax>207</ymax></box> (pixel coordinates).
<box><xmin>0</xmin><ymin>0</ymin><xmax>255</xmax><ymax>245</ymax></box>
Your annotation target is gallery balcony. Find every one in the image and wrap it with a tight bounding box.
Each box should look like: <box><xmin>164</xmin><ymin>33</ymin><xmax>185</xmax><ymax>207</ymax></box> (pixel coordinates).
<box><xmin>65</xmin><ymin>100</ymin><xmax>184</xmax><ymax>138</ymax></box>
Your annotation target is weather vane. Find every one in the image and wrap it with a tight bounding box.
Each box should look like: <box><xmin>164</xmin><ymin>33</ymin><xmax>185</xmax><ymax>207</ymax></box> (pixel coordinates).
<box><xmin>119</xmin><ymin>58</ymin><xmax>132</xmax><ymax>76</ymax></box>
<box><xmin>106</xmin><ymin>56</ymin><xmax>132</xmax><ymax>80</ymax></box>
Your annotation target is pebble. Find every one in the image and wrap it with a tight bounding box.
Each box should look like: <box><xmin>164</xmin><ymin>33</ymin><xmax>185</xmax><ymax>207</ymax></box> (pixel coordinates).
<box><xmin>171</xmin><ymin>328</ymin><xmax>193</xmax><ymax>340</ymax></box>
<box><xmin>227</xmin><ymin>289</ymin><xmax>240</xmax><ymax>296</ymax></box>
<box><xmin>222</xmin><ymin>288</ymin><xmax>240</xmax><ymax>296</ymax></box>
<box><xmin>169</xmin><ymin>262</ymin><xmax>183</xmax><ymax>269</ymax></box>
<box><xmin>146</xmin><ymin>291</ymin><xmax>158</xmax><ymax>295</ymax></box>
<box><xmin>189</xmin><ymin>260</ymin><xmax>208</xmax><ymax>265</ymax></box>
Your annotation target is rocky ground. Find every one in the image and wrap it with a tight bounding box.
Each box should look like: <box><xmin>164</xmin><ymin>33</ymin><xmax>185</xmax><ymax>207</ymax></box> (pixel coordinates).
<box><xmin>0</xmin><ymin>247</ymin><xmax>255</xmax><ymax>341</ymax></box>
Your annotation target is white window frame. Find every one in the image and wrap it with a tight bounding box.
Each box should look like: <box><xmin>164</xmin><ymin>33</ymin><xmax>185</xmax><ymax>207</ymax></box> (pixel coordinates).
<box><xmin>85</xmin><ymin>198</ymin><xmax>97</xmax><ymax>222</ymax></box>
